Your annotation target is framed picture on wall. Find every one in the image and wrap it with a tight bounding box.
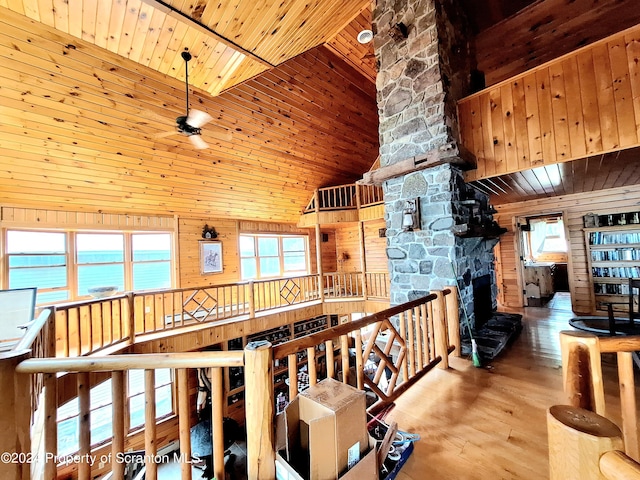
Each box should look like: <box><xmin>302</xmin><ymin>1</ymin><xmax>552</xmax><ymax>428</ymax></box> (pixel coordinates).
<box><xmin>200</xmin><ymin>241</ymin><xmax>223</xmax><ymax>274</ymax></box>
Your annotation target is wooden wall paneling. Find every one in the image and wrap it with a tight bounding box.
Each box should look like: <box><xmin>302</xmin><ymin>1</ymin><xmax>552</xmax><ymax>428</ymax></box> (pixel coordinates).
<box><xmin>511</xmin><ymin>78</ymin><xmax>530</xmax><ymax>171</ymax></box>
<box><xmin>500</xmin><ymin>83</ymin><xmax>518</xmax><ymax>172</ymax></box>
<box><xmin>480</xmin><ymin>92</ymin><xmax>496</xmax><ymax>177</ymax></box>
<box><xmin>320</xmin><ymin>230</ymin><xmax>338</xmax><ymax>273</ymax></box>
<box><xmin>457</xmin><ymin>98</ymin><xmax>474</xmax><ymax>155</ymax></box>
<box><xmin>523</xmin><ymin>72</ymin><xmax>543</xmax><ymax>167</ymax></box>
<box><xmin>608</xmin><ymin>37</ymin><xmax>638</xmax><ymax>148</ymax></box>
<box><xmin>462</xmin><ymin>26</ymin><xmax>640</xmax><ymax>183</ymax></box>
<box><xmin>363</xmin><ymin>219</ymin><xmax>387</xmax><ymax>272</ymax></box>
<box><xmin>576</xmin><ymin>48</ymin><xmax>603</xmax><ymax>155</ymax></box>
<box><xmin>592</xmin><ymin>43</ymin><xmax>620</xmax><ymax>151</ymax></box>
<box><xmin>475</xmin><ymin>0</ymin><xmax>640</xmax><ymax>86</ymax></box>
<box><xmin>626</xmin><ymin>30</ymin><xmax>640</xmax><ymax>141</ymax></box>
<box><xmin>548</xmin><ymin>62</ymin><xmax>571</xmax><ymax>163</ymax></box>
<box><xmin>489</xmin><ymin>86</ymin><xmax>506</xmax><ymax>174</ymax></box>
<box><xmin>178</xmin><ymin>217</ymin><xmax>240</xmax><ymax>288</ymax></box>
<box><xmin>470</xmin><ymin>95</ymin><xmax>486</xmax><ymax>178</ymax></box>
<box><xmin>535</xmin><ymin>68</ymin><xmax>556</xmax><ymax>166</ymax></box>
<box><xmin>335</xmin><ymin>224</ymin><xmax>361</xmax><ymax>272</ymax></box>
<box><xmin>494</xmin><ymin>183</ymin><xmax>640</xmax><ymax>312</ymax></box>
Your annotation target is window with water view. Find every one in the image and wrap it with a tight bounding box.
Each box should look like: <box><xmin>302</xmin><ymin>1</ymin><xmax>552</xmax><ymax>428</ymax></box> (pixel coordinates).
<box><xmin>6</xmin><ymin>230</ymin><xmax>173</xmax><ymax>304</ymax></box>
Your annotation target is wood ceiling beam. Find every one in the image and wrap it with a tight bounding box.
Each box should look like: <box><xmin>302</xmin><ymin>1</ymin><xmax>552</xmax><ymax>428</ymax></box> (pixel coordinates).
<box><xmin>139</xmin><ymin>0</ymin><xmax>275</xmax><ymax>69</ymax></box>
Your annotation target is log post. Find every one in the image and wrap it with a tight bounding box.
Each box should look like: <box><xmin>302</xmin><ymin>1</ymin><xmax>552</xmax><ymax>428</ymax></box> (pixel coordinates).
<box><xmin>548</xmin><ymin>405</ymin><xmax>623</xmax><ymax>480</ymax></box>
<box><xmin>177</xmin><ymin>369</ymin><xmax>192</xmax><ymax>480</ymax></box>
<box><xmin>599</xmin><ymin>451</ymin><xmax>640</xmax><ymax>479</ymax></box>
<box><xmin>249</xmin><ymin>281</ymin><xmax>256</xmax><ymax>319</ymax></box>
<box><xmin>111</xmin><ymin>371</ymin><xmax>125</xmax><ymax>480</ymax></box>
<box><xmin>43</xmin><ymin>373</ymin><xmax>57</xmax><ymax>480</ymax></box>
<box><xmin>444</xmin><ymin>286</ymin><xmax>461</xmax><ymax>356</ymax></box>
<box><xmin>617</xmin><ymin>351</ymin><xmax>639</xmax><ymax>461</ymax></box>
<box><xmin>315</xmin><ymin>223</ymin><xmax>325</xmax><ymax>303</ymax></box>
<box><xmin>211</xmin><ymin>367</ymin><xmax>225</xmax><ymax>480</ymax></box>
<box><xmin>354</xmin><ymin>330</ymin><xmax>364</xmax><ymax>390</ymax></box>
<box><xmin>560</xmin><ymin>331</ymin><xmax>605</xmax><ymax>416</ymax></box>
<box><xmin>144</xmin><ymin>369</ymin><xmax>157</xmax><ymax>480</ymax></box>
<box><xmin>244</xmin><ymin>341</ymin><xmax>275</xmax><ymax>480</ymax></box>
<box><xmin>127</xmin><ymin>292</ymin><xmax>136</xmax><ymax>345</ymax></box>
<box><xmin>0</xmin><ymin>351</ymin><xmax>31</xmax><ymax>480</ymax></box>
<box><xmin>431</xmin><ymin>291</ymin><xmax>449</xmax><ymax>369</ymax></box>
<box><xmin>288</xmin><ymin>353</ymin><xmax>298</xmax><ymax>400</ymax></box>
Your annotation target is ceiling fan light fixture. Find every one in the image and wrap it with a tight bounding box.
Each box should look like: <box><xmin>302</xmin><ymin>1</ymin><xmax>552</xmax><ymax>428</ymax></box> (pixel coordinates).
<box><xmin>357</xmin><ymin>29</ymin><xmax>373</xmax><ymax>44</ymax></box>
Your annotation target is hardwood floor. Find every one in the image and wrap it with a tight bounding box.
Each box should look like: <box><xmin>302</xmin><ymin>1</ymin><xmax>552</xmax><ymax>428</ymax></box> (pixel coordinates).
<box><xmin>388</xmin><ymin>293</ymin><xmax>628</xmax><ymax>480</ymax></box>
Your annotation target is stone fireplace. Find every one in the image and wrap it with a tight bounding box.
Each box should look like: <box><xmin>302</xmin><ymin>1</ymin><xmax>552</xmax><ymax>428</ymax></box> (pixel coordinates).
<box><xmin>370</xmin><ymin>0</ymin><xmax>503</xmax><ymax>332</ymax></box>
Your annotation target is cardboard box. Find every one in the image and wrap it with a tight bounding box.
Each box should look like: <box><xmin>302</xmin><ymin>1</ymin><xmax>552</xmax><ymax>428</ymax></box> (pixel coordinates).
<box><xmin>276</xmin><ymin>378</ymin><xmax>376</xmax><ymax>480</ymax></box>
<box><xmin>276</xmin><ymin>437</ymin><xmax>377</xmax><ymax>480</ymax></box>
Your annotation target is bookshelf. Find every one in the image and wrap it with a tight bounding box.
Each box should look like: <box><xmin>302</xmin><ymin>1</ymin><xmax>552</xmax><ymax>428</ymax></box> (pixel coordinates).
<box><xmin>585</xmin><ymin>219</ymin><xmax>640</xmax><ymax>314</ymax></box>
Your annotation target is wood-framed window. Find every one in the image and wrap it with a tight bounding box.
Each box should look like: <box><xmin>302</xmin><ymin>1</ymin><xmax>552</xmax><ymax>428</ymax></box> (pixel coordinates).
<box><xmin>4</xmin><ymin>229</ymin><xmax>173</xmax><ymax>305</ymax></box>
<box><xmin>56</xmin><ymin>370</ymin><xmax>174</xmax><ymax>456</ymax></box>
<box><xmin>239</xmin><ymin>234</ymin><xmax>309</xmax><ymax>280</ymax></box>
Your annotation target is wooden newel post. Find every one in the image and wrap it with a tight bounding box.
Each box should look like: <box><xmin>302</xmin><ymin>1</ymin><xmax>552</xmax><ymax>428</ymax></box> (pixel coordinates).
<box><xmin>431</xmin><ymin>290</ymin><xmax>449</xmax><ymax>369</ymax></box>
<box><xmin>559</xmin><ymin>331</ymin><xmax>605</xmax><ymax>416</ymax></box>
<box><xmin>444</xmin><ymin>286</ymin><xmax>461</xmax><ymax>357</ymax></box>
<box><xmin>0</xmin><ymin>351</ymin><xmax>31</xmax><ymax>480</ymax></box>
<box><xmin>244</xmin><ymin>341</ymin><xmax>275</xmax><ymax>480</ymax></box>
<box><xmin>548</xmin><ymin>405</ymin><xmax>623</xmax><ymax>480</ymax></box>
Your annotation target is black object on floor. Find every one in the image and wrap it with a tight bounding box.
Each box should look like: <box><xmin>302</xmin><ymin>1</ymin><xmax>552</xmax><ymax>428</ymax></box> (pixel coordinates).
<box><xmin>461</xmin><ymin>312</ymin><xmax>523</xmax><ymax>362</ymax></box>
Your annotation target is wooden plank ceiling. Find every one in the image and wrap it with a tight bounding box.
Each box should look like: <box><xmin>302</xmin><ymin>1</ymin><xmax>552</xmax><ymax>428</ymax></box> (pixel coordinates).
<box><xmin>0</xmin><ymin>0</ymin><xmax>371</xmax><ymax>96</ymax></box>
<box><xmin>470</xmin><ymin>147</ymin><xmax>640</xmax><ymax>206</ymax></box>
<box><xmin>0</xmin><ymin>6</ymin><xmax>379</xmax><ymax>222</ymax></box>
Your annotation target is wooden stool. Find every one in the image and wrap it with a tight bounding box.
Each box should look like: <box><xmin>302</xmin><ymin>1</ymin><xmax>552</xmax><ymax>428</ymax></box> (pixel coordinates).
<box><xmin>548</xmin><ymin>405</ymin><xmax>623</xmax><ymax>480</ymax></box>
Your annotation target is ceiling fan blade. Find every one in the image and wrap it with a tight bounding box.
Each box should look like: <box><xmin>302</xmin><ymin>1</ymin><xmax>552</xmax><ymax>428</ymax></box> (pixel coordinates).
<box><xmin>155</xmin><ymin>130</ymin><xmax>178</xmax><ymax>139</ymax></box>
<box><xmin>186</xmin><ymin>109</ymin><xmax>213</xmax><ymax>128</ymax></box>
<box><xmin>189</xmin><ymin>134</ymin><xmax>209</xmax><ymax>150</ymax></box>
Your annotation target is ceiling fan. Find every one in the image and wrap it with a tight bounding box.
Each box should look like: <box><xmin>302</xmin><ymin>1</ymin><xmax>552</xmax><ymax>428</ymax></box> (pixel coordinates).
<box><xmin>157</xmin><ymin>49</ymin><xmax>231</xmax><ymax>149</ymax></box>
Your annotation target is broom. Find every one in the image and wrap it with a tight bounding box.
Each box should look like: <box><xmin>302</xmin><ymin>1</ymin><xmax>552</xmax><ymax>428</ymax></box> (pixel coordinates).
<box><xmin>449</xmin><ymin>260</ymin><xmax>482</xmax><ymax>368</ymax></box>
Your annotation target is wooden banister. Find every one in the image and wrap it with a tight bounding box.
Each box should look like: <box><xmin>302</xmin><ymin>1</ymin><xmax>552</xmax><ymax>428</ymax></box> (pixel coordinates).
<box><xmin>16</xmin><ymin>351</ymin><xmax>244</xmax><ymax>374</ymax></box>
<box><xmin>559</xmin><ymin>331</ymin><xmax>606</xmax><ymax>416</ymax></box>
<box><xmin>548</xmin><ymin>405</ymin><xmax>623</xmax><ymax>480</ymax></box>
<box><xmin>273</xmin><ymin>293</ymin><xmax>438</xmax><ymax>359</ymax></box>
<box><xmin>600</xmin><ymin>451</ymin><xmax>640</xmax><ymax>480</ymax></box>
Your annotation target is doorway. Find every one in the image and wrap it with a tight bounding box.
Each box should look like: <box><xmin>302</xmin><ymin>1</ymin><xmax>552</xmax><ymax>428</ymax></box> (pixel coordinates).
<box><xmin>517</xmin><ymin>213</ymin><xmax>571</xmax><ymax>309</ymax></box>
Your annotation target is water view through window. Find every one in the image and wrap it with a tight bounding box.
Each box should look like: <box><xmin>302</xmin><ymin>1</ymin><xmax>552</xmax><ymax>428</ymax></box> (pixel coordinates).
<box><xmin>7</xmin><ymin>230</ymin><xmax>172</xmax><ymax>304</ymax></box>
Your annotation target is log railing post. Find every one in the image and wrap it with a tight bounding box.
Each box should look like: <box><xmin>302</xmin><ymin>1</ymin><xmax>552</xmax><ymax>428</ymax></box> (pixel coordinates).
<box><xmin>444</xmin><ymin>287</ymin><xmax>461</xmax><ymax>356</ymax></box>
<box><xmin>599</xmin><ymin>450</ymin><xmax>640</xmax><ymax>479</ymax></box>
<box><xmin>127</xmin><ymin>292</ymin><xmax>136</xmax><ymax>345</ymax></box>
<box><xmin>0</xmin><ymin>351</ymin><xmax>31</xmax><ymax>480</ymax></box>
<box><xmin>249</xmin><ymin>281</ymin><xmax>256</xmax><ymax>319</ymax></box>
<box><xmin>431</xmin><ymin>290</ymin><xmax>449</xmax><ymax>370</ymax></box>
<box><xmin>548</xmin><ymin>405</ymin><xmax>623</xmax><ymax>480</ymax></box>
<box><xmin>111</xmin><ymin>371</ymin><xmax>125</xmax><ymax>480</ymax></box>
<box><xmin>177</xmin><ymin>369</ymin><xmax>192</xmax><ymax>480</ymax></box>
<box><xmin>211</xmin><ymin>367</ymin><xmax>225</xmax><ymax>480</ymax></box>
<box><xmin>77</xmin><ymin>372</ymin><xmax>91</xmax><ymax>480</ymax></box>
<box><xmin>144</xmin><ymin>369</ymin><xmax>157</xmax><ymax>480</ymax></box>
<box><xmin>43</xmin><ymin>372</ymin><xmax>57</xmax><ymax>480</ymax></box>
<box><xmin>617</xmin><ymin>351</ymin><xmax>639</xmax><ymax>461</ymax></box>
<box><xmin>560</xmin><ymin>331</ymin><xmax>606</xmax><ymax>416</ymax></box>
<box><xmin>244</xmin><ymin>341</ymin><xmax>275</xmax><ymax>480</ymax></box>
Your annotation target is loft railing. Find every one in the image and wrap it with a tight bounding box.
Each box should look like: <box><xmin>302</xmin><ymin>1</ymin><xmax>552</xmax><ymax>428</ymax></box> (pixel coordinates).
<box><xmin>303</xmin><ymin>183</ymin><xmax>383</xmax><ymax>213</ymax></box>
<box><xmin>548</xmin><ymin>331</ymin><xmax>640</xmax><ymax>479</ymax></box>
<box><xmin>3</xmin><ymin>288</ymin><xmax>459</xmax><ymax>480</ymax></box>
<box><xmin>49</xmin><ymin>272</ymin><xmax>389</xmax><ymax>357</ymax></box>
<box><xmin>271</xmin><ymin>288</ymin><xmax>461</xmax><ymax>415</ymax></box>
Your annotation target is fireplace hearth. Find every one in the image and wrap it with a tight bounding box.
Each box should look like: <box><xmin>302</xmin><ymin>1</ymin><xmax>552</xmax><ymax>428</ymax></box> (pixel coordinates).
<box><xmin>461</xmin><ymin>312</ymin><xmax>523</xmax><ymax>362</ymax></box>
